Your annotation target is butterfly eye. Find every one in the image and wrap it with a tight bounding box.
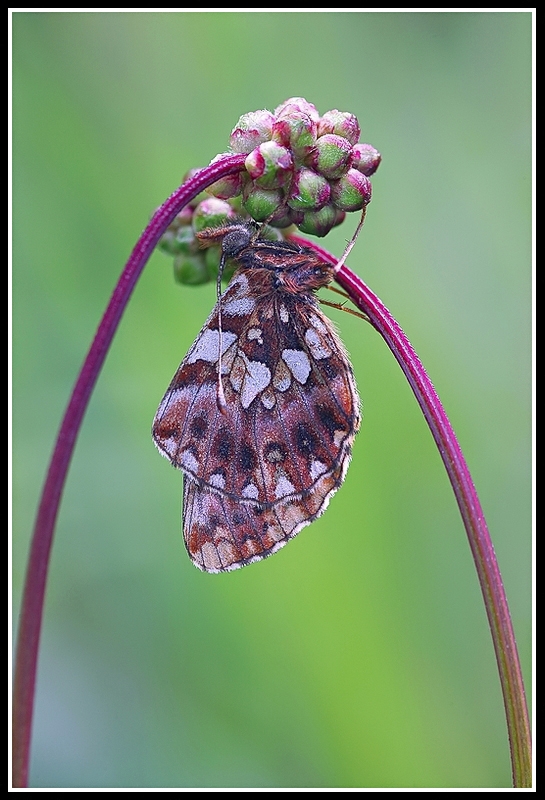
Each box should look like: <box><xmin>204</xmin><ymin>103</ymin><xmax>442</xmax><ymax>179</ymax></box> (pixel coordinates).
<box><xmin>222</xmin><ymin>225</ymin><xmax>252</xmax><ymax>258</ymax></box>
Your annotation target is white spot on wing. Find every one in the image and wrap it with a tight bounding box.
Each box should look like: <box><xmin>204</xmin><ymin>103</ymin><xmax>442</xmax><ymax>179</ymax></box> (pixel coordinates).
<box><xmin>309</xmin><ymin>313</ymin><xmax>327</xmax><ymax>333</ymax></box>
<box><xmin>282</xmin><ymin>349</ymin><xmax>311</xmax><ymax>384</ymax></box>
<box><xmin>209</xmin><ymin>472</ymin><xmax>226</xmax><ymax>489</ymax></box>
<box><xmin>228</xmin><ymin>273</ymin><xmax>249</xmax><ymax>292</ymax></box>
<box><xmin>223</xmin><ymin>297</ymin><xmax>255</xmax><ymax>316</ymax></box>
<box><xmin>241</xmin><ymin>483</ymin><xmax>259</xmax><ymax>500</ymax></box>
<box><xmin>180</xmin><ymin>449</ymin><xmax>199</xmax><ymax>473</ymax></box>
<box><xmin>247</xmin><ymin>327</ymin><xmax>263</xmax><ymax>344</ymax></box>
<box><xmin>261</xmin><ymin>388</ymin><xmax>276</xmax><ymax>409</ymax></box>
<box><xmin>275</xmin><ymin>475</ymin><xmax>296</xmax><ymax>499</ymax></box>
<box><xmin>187</xmin><ymin>329</ymin><xmax>237</xmax><ymax>364</ymax></box>
<box><xmin>305</xmin><ymin>327</ymin><xmax>332</xmax><ymax>359</ymax></box>
<box><xmin>240</xmin><ymin>358</ymin><xmax>271</xmax><ymax>408</ymax></box>
<box><xmin>310</xmin><ymin>459</ymin><xmax>327</xmax><ymax>480</ymax></box>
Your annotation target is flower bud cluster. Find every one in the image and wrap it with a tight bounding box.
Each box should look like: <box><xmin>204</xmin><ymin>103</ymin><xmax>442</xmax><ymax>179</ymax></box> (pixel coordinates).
<box><xmin>158</xmin><ymin>98</ymin><xmax>381</xmax><ymax>285</ymax></box>
<box><xmin>210</xmin><ymin>97</ymin><xmax>381</xmax><ymax>237</ymax></box>
<box><xmin>158</xmin><ymin>190</ymin><xmax>240</xmax><ymax>286</ymax></box>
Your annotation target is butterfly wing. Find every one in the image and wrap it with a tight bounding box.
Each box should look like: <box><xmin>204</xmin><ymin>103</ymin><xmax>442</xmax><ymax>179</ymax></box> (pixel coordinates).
<box><xmin>182</xmin><ymin>457</ymin><xmax>348</xmax><ymax>572</ymax></box>
<box><xmin>153</xmin><ymin>269</ymin><xmax>360</xmax><ymax>571</ymax></box>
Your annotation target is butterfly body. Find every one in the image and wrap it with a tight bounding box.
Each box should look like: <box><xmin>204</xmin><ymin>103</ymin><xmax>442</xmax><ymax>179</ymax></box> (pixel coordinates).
<box><xmin>153</xmin><ymin>221</ymin><xmax>360</xmax><ymax>572</ymax></box>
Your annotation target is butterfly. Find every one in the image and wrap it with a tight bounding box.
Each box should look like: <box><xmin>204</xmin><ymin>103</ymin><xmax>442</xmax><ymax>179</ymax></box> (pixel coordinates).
<box><xmin>152</xmin><ymin>219</ymin><xmax>360</xmax><ymax>572</ymax></box>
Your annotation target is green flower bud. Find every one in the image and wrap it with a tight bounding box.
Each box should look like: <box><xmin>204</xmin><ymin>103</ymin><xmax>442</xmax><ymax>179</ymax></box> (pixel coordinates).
<box><xmin>192</xmin><ymin>197</ymin><xmax>236</xmax><ymax>232</ymax></box>
<box><xmin>298</xmin><ymin>204</ymin><xmax>339</xmax><ymax>237</ymax></box>
<box><xmin>272</xmin><ymin>111</ymin><xmax>318</xmax><ymax>160</ymax></box>
<box><xmin>258</xmin><ymin>223</ymin><xmax>285</xmax><ymax>242</ymax></box>
<box><xmin>158</xmin><ymin>209</ymin><xmax>195</xmax><ymax>256</ymax></box>
<box><xmin>330</xmin><ymin>169</ymin><xmax>372</xmax><ymax>211</ymax></box>
<box><xmin>204</xmin><ymin>245</ymin><xmax>237</xmax><ymax>284</ymax></box>
<box><xmin>307</xmin><ymin>134</ymin><xmax>353</xmax><ymax>180</ymax></box>
<box><xmin>287</xmin><ymin>167</ymin><xmax>331</xmax><ymax>211</ymax></box>
<box><xmin>267</xmin><ymin>204</ymin><xmax>304</xmax><ymax>229</ymax></box>
<box><xmin>173</xmin><ymin>253</ymin><xmax>209</xmax><ymax>286</ymax></box>
<box><xmin>242</xmin><ymin>184</ymin><xmax>284</xmax><ymax>221</ymax></box>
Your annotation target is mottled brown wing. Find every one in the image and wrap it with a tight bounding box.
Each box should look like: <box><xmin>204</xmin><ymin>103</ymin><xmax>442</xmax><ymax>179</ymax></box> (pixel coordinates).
<box><xmin>153</xmin><ymin>271</ymin><xmax>360</xmax><ymax>504</ymax></box>
<box><xmin>182</xmin><ymin>458</ymin><xmax>348</xmax><ymax>572</ymax></box>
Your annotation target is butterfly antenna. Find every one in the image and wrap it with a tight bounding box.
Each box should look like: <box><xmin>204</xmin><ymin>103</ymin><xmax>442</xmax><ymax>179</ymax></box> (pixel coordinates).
<box><xmin>333</xmin><ymin>206</ymin><xmax>367</xmax><ymax>275</ymax></box>
<box><xmin>215</xmin><ymin>252</ymin><xmax>228</xmax><ymax>414</ymax></box>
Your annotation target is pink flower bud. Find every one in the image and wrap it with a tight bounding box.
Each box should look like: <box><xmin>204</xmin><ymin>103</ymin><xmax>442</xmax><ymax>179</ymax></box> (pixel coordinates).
<box><xmin>274</xmin><ymin>97</ymin><xmax>320</xmax><ymax>121</ymax></box>
<box><xmin>350</xmin><ymin>143</ymin><xmax>382</xmax><ymax>176</ymax></box>
<box><xmin>244</xmin><ymin>141</ymin><xmax>293</xmax><ymax>189</ymax></box>
<box><xmin>229</xmin><ymin>110</ymin><xmax>275</xmax><ymax>154</ymax></box>
<box><xmin>206</xmin><ymin>171</ymin><xmax>242</xmax><ymax>200</ymax></box>
<box><xmin>318</xmin><ymin>110</ymin><xmax>361</xmax><ymax>145</ymax></box>
<box><xmin>272</xmin><ymin>112</ymin><xmax>318</xmax><ymax>160</ymax></box>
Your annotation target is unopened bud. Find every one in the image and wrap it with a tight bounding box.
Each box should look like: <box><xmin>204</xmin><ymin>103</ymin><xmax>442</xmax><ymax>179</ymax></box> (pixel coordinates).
<box><xmin>173</xmin><ymin>253</ymin><xmax>209</xmax><ymax>286</ymax></box>
<box><xmin>229</xmin><ymin>110</ymin><xmax>275</xmax><ymax>154</ymax></box>
<box><xmin>317</xmin><ymin>110</ymin><xmax>361</xmax><ymax>145</ymax></box>
<box><xmin>298</xmin><ymin>204</ymin><xmax>340</xmax><ymax>237</ymax></box>
<box><xmin>242</xmin><ymin>185</ymin><xmax>284</xmax><ymax>221</ymax></box>
<box><xmin>204</xmin><ymin>246</ymin><xmax>237</xmax><ymax>284</ymax></box>
<box><xmin>274</xmin><ymin>97</ymin><xmax>320</xmax><ymax>121</ymax></box>
<box><xmin>287</xmin><ymin>168</ymin><xmax>330</xmax><ymax>211</ymax></box>
<box><xmin>330</xmin><ymin>169</ymin><xmax>372</xmax><ymax>211</ymax></box>
<box><xmin>350</xmin><ymin>143</ymin><xmax>382</xmax><ymax>176</ymax></box>
<box><xmin>158</xmin><ymin>209</ymin><xmax>195</xmax><ymax>256</ymax></box>
<box><xmin>267</xmin><ymin>204</ymin><xmax>304</xmax><ymax>229</ymax></box>
<box><xmin>192</xmin><ymin>198</ymin><xmax>236</xmax><ymax>232</ymax></box>
<box><xmin>245</xmin><ymin>141</ymin><xmax>293</xmax><ymax>189</ymax></box>
<box><xmin>272</xmin><ymin>111</ymin><xmax>318</xmax><ymax>159</ymax></box>
<box><xmin>308</xmin><ymin>134</ymin><xmax>353</xmax><ymax>180</ymax></box>
<box><xmin>206</xmin><ymin>172</ymin><xmax>242</xmax><ymax>200</ymax></box>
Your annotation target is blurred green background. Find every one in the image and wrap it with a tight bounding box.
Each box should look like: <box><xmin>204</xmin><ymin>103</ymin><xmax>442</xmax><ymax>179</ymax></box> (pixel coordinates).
<box><xmin>12</xmin><ymin>11</ymin><xmax>532</xmax><ymax>788</ymax></box>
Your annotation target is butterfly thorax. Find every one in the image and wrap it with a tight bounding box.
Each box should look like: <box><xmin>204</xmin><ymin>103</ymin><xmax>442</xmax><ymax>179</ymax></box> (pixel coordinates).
<box><xmin>197</xmin><ymin>220</ymin><xmax>335</xmax><ymax>296</ymax></box>
<box><xmin>235</xmin><ymin>245</ymin><xmax>335</xmax><ymax>297</ymax></box>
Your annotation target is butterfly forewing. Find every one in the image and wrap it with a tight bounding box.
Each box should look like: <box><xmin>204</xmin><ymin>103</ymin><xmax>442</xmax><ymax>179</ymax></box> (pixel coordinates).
<box><xmin>153</xmin><ymin>221</ymin><xmax>361</xmax><ymax>572</ymax></box>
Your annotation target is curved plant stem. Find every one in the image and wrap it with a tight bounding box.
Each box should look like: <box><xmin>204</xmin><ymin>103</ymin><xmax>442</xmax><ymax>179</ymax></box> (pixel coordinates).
<box><xmin>291</xmin><ymin>235</ymin><xmax>532</xmax><ymax>788</ymax></box>
<box><xmin>13</xmin><ymin>153</ymin><xmax>530</xmax><ymax>788</ymax></box>
<box><xmin>12</xmin><ymin>154</ymin><xmax>246</xmax><ymax>788</ymax></box>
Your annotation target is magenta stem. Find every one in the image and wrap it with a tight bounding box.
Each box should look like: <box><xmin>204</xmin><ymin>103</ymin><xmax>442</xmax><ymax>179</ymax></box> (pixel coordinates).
<box><xmin>13</xmin><ymin>151</ymin><xmax>530</xmax><ymax>788</ymax></box>
<box><xmin>12</xmin><ymin>154</ymin><xmax>247</xmax><ymax>788</ymax></box>
<box><xmin>292</xmin><ymin>235</ymin><xmax>531</xmax><ymax>787</ymax></box>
